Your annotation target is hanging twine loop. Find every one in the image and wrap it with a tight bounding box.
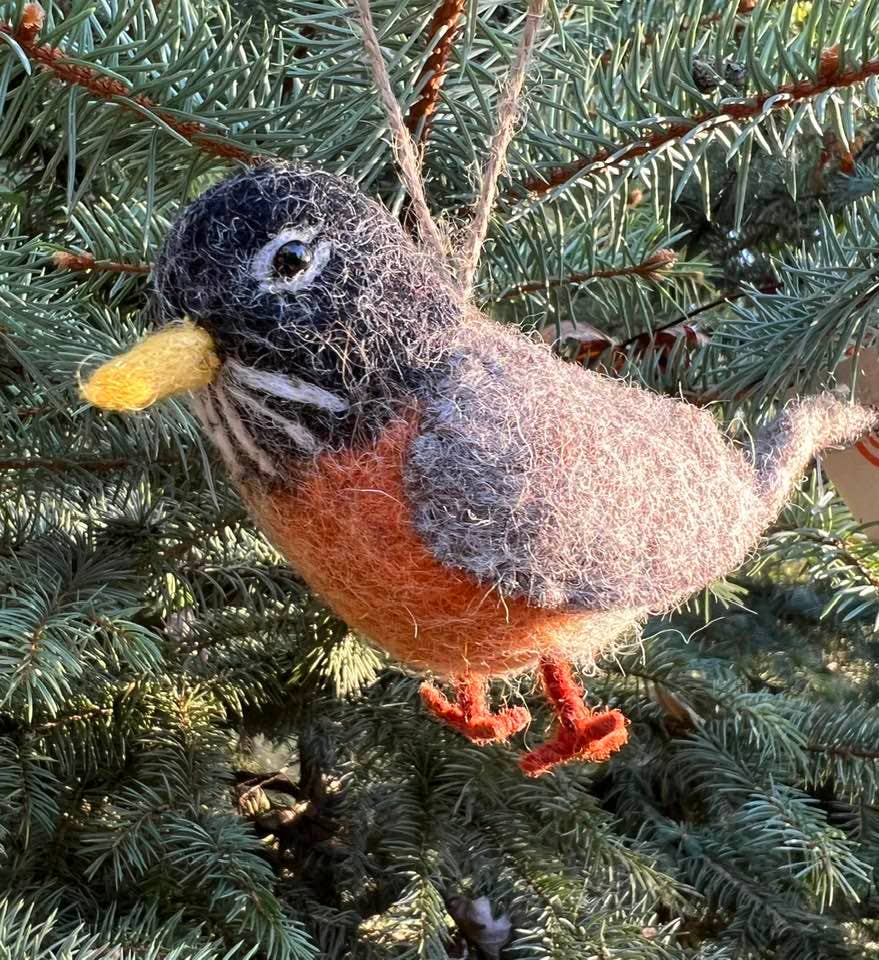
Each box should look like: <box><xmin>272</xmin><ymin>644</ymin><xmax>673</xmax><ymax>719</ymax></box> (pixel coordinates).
<box><xmin>353</xmin><ymin>0</ymin><xmax>546</xmax><ymax>300</ymax></box>
<box><xmin>354</xmin><ymin>0</ymin><xmax>448</xmax><ymax>262</ymax></box>
<box><xmin>456</xmin><ymin>0</ymin><xmax>545</xmax><ymax>298</ymax></box>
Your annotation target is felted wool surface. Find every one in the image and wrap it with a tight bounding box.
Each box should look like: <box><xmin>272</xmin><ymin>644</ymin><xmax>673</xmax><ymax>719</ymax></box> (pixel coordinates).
<box><xmin>246</xmin><ymin>413</ymin><xmax>642</xmax><ymax>678</ymax></box>
<box><xmin>753</xmin><ymin>392</ymin><xmax>879</xmax><ymax>519</ymax></box>
<box><xmin>82</xmin><ymin>320</ymin><xmax>219</xmax><ymax>412</ymax></box>
<box><xmin>405</xmin><ymin>318</ymin><xmax>879</xmax><ymax>613</ymax></box>
<box><xmin>153</xmin><ymin>162</ymin><xmax>458</xmax><ymax>457</ymax></box>
<box><xmin>142</xmin><ymin>162</ymin><xmax>878</xmax><ymax>677</ymax></box>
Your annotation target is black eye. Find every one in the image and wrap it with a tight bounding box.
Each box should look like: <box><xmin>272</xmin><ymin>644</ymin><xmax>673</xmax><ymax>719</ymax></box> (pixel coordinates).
<box><xmin>272</xmin><ymin>239</ymin><xmax>313</xmax><ymax>278</ymax></box>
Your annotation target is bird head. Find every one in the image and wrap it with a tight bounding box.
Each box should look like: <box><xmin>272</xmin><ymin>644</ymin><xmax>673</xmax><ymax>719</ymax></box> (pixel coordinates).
<box><xmin>81</xmin><ymin>162</ymin><xmax>459</xmax><ymax>477</ymax></box>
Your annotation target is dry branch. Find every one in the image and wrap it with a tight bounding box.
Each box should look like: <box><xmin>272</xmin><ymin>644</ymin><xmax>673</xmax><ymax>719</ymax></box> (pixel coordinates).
<box><xmin>2</xmin><ymin>4</ymin><xmax>260</xmax><ymax>165</ymax></box>
<box><xmin>517</xmin><ymin>49</ymin><xmax>879</xmax><ymax>195</ymax></box>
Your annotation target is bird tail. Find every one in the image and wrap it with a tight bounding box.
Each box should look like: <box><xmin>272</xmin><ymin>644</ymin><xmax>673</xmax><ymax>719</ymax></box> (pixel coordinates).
<box><xmin>751</xmin><ymin>393</ymin><xmax>879</xmax><ymax>522</ymax></box>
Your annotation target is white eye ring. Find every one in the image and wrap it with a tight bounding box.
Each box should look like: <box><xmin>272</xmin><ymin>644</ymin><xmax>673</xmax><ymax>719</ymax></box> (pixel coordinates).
<box><xmin>251</xmin><ymin>224</ymin><xmax>332</xmax><ymax>294</ymax></box>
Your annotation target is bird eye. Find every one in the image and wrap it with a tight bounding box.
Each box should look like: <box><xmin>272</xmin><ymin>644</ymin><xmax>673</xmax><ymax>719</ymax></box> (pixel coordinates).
<box><xmin>272</xmin><ymin>240</ymin><xmax>313</xmax><ymax>278</ymax></box>
<box><xmin>252</xmin><ymin>227</ymin><xmax>330</xmax><ymax>292</ymax></box>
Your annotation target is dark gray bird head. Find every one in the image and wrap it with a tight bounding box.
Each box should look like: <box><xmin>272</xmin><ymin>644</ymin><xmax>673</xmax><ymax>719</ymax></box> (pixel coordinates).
<box><xmin>85</xmin><ymin>162</ymin><xmax>460</xmax><ymax>481</ymax></box>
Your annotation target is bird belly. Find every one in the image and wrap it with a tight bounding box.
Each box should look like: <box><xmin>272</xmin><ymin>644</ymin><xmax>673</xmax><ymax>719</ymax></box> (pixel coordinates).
<box><xmin>244</xmin><ymin>413</ymin><xmax>637</xmax><ymax>678</ymax></box>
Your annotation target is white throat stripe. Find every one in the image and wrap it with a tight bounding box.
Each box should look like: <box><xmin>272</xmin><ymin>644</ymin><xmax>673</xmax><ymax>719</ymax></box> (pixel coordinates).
<box><xmin>227</xmin><ymin>360</ymin><xmax>348</xmax><ymax>414</ymax></box>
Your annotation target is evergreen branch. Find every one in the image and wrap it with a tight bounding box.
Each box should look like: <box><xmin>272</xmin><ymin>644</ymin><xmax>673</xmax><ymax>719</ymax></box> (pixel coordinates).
<box><xmin>0</xmin><ymin>454</ymin><xmax>182</xmax><ymax>474</ymax></box>
<box><xmin>643</xmin><ymin>0</ymin><xmax>757</xmax><ymax>44</ymax></box>
<box><xmin>794</xmin><ymin>530</ymin><xmax>879</xmax><ymax>592</ymax></box>
<box><xmin>794</xmin><ymin>700</ymin><xmax>879</xmax><ymax>803</ymax></box>
<box><xmin>517</xmin><ymin>48</ymin><xmax>879</xmax><ymax>195</ymax></box>
<box><xmin>30</xmin><ymin>704</ymin><xmax>115</xmax><ymax>736</ymax></box>
<box><xmin>1</xmin><ymin>4</ymin><xmax>260</xmax><ymax>166</ymax></box>
<box><xmin>161</xmin><ymin>513</ymin><xmax>252</xmax><ymax>562</ymax></box>
<box><xmin>53</xmin><ymin>251</ymin><xmax>151</xmax><ymax>275</ymax></box>
<box><xmin>805</xmin><ymin>742</ymin><xmax>879</xmax><ymax>761</ymax></box>
<box><xmin>492</xmin><ymin>248</ymin><xmax>677</xmax><ymax>302</ymax></box>
<box><xmin>405</xmin><ymin>0</ymin><xmax>467</xmax><ymax>144</ymax></box>
<box><xmin>2</xmin><ymin>0</ymin><xmax>879</xmax><ymax>951</ymax></box>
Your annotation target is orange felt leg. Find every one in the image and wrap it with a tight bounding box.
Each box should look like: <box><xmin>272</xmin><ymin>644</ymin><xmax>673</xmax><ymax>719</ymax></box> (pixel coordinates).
<box><xmin>420</xmin><ymin>675</ymin><xmax>530</xmax><ymax>745</ymax></box>
<box><xmin>519</xmin><ymin>658</ymin><xmax>629</xmax><ymax>777</ymax></box>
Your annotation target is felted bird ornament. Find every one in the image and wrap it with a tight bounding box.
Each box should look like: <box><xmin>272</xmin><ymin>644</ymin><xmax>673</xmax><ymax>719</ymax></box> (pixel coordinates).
<box><xmin>81</xmin><ymin>161</ymin><xmax>879</xmax><ymax>776</ymax></box>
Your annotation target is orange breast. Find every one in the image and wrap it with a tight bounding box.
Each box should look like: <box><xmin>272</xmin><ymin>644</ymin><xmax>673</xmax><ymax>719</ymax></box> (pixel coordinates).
<box><xmin>245</xmin><ymin>414</ymin><xmax>634</xmax><ymax>678</ymax></box>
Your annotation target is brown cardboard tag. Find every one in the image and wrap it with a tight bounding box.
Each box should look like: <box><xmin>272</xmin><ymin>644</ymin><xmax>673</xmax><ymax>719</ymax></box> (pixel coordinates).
<box><xmin>821</xmin><ymin>345</ymin><xmax>879</xmax><ymax>541</ymax></box>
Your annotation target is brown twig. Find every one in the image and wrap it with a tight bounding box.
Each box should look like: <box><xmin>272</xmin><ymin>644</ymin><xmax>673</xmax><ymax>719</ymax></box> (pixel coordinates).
<box><xmin>2</xmin><ymin>4</ymin><xmax>260</xmax><ymax>165</ymax></box>
<box><xmin>32</xmin><ymin>704</ymin><xmax>115</xmax><ymax>736</ymax></box>
<box><xmin>11</xmin><ymin>404</ymin><xmax>54</xmax><ymax>418</ymax></box>
<box><xmin>806</xmin><ymin>742</ymin><xmax>879</xmax><ymax>761</ymax></box>
<box><xmin>615</xmin><ymin>290</ymin><xmax>749</xmax><ymax>351</ymax></box>
<box><xmin>405</xmin><ymin>0</ymin><xmax>467</xmax><ymax>144</ymax></box>
<box><xmin>53</xmin><ymin>251</ymin><xmax>151</xmax><ymax>275</ymax></box>
<box><xmin>233</xmin><ymin>770</ymin><xmax>303</xmax><ymax>800</ymax></box>
<box><xmin>548</xmin><ymin>291</ymin><xmax>746</xmax><ymax>382</ymax></box>
<box><xmin>517</xmin><ymin>48</ymin><xmax>879</xmax><ymax>196</ymax></box>
<box><xmin>493</xmin><ymin>248</ymin><xmax>677</xmax><ymax>302</ymax></box>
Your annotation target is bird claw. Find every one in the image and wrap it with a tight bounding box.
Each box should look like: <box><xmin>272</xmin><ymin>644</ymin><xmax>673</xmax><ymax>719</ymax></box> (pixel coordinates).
<box><xmin>518</xmin><ymin>707</ymin><xmax>628</xmax><ymax>777</ymax></box>
<box><xmin>519</xmin><ymin>658</ymin><xmax>629</xmax><ymax>777</ymax></box>
<box><xmin>420</xmin><ymin>679</ymin><xmax>530</xmax><ymax>745</ymax></box>
<box><xmin>420</xmin><ymin>659</ymin><xmax>628</xmax><ymax>776</ymax></box>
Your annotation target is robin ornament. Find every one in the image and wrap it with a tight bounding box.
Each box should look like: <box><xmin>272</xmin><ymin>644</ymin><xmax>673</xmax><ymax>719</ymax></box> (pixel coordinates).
<box><xmin>78</xmin><ymin>0</ymin><xmax>879</xmax><ymax>776</ymax></box>
<box><xmin>80</xmin><ymin>161</ymin><xmax>879</xmax><ymax>776</ymax></box>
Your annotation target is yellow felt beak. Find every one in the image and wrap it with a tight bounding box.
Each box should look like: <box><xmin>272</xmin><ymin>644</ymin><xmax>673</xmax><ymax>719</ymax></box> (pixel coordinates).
<box><xmin>81</xmin><ymin>319</ymin><xmax>221</xmax><ymax>412</ymax></box>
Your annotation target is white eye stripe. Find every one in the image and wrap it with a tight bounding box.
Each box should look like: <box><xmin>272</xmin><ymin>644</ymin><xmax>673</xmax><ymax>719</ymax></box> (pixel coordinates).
<box><xmin>226</xmin><ymin>359</ymin><xmax>348</xmax><ymax>414</ymax></box>
<box><xmin>264</xmin><ymin>239</ymin><xmax>332</xmax><ymax>294</ymax></box>
<box><xmin>252</xmin><ymin>224</ymin><xmax>322</xmax><ymax>275</ymax></box>
<box><xmin>251</xmin><ymin>224</ymin><xmax>332</xmax><ymax>293</ymax></box>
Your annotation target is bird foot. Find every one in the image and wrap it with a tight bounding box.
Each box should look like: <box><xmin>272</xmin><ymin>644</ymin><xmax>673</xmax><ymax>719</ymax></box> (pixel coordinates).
<box><xmin>519</xmin><ymin>658</ymin><xmax>629</xmax><ymax>777</ymax></box>
<box><xmin>420</xmin><ymin>660</ymin><xmax>628</xmax><ymax>776</ymax></box>
<box><xmin>420</xmin><ymin>676</ymin><xmax>530</xmax><ymax>745</ymax></box>
<box><xmin>519</xmin><ymin>707</ymin><xmax>629</xmax><ymax>776</ymax></box>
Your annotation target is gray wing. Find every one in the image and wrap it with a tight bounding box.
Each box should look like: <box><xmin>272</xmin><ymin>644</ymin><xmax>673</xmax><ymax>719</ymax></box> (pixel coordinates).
<box><xmin>404</xmin><ymin>321</ymin><xmax>762</xmax><ymax>611</ymax></box>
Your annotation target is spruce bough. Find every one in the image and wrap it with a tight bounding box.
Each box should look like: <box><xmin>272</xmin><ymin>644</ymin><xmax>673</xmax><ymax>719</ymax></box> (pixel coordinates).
<box><xmin>1</xmin><ymin>0</ymin><xmax>879</xmax><ymax>957</ymax></box>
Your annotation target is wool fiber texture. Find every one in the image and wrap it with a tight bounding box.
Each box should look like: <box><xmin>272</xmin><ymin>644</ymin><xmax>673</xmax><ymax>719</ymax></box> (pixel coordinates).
<box><xmin>153</xmin><ymin>162</ymin><xmax>458</xmax><ymax>464</ymax></box>
<box><xmin>146</xmin><ymin>161</ymin><xmax>879</xmax><ymax>679</ymax></box>
<box><xmin>405</xmin><ymin>321</ymin><xmax>879</xmax><ymax>614</ymax></box>
<box><xmin>246</xmin><ymin>414</ymin><xmax>642</xmax><ymax>677</ymax></box>
<box><xmin>82</xmin><ymin>320</ymin><xmax>219</xmax><ymax>411</ymax></box>
<box><xmin>753</xmin><ymin>393</ymin><xmax>879</xmax><ymax>521</ymax></box>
